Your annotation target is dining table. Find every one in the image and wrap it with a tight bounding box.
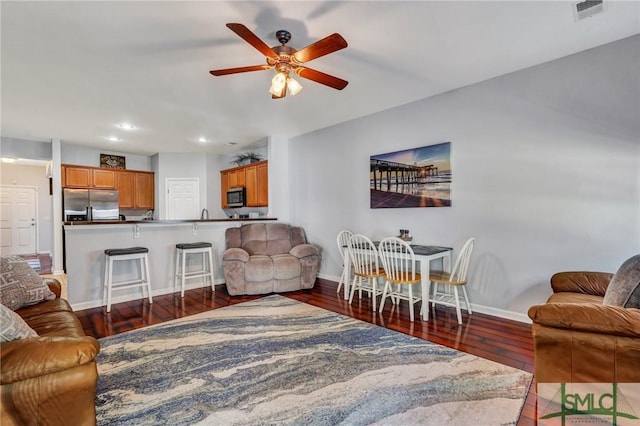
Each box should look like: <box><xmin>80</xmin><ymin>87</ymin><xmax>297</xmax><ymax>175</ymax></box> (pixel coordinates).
<box><xmin>342</xmin><ymin>241</ymin><xmax>452</xmax><ymax>321</ymax></box>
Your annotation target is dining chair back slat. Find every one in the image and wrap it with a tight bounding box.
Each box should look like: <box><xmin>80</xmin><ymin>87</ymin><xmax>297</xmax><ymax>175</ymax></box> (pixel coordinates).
<box><xmin>448</xmin><ymin>237</ymin><xmax>475</xmax><ymax>284</ymax></box>
<box><xmin>336</xmin><ymin>230</ymin><xmax>353</xmax><ymax>294</ymax></box>
<box><xmin>347</xmin><ymin>234</ymin><xmax>385</xmax><ymax>310</ymax></box>
<box><xmin>378</xmin><ymin>237</ymin><xmax>422</xmax><ymax>322</ymax></box>
<box><xmin>429</xmin><ymin>237</ymin><xmax>476</xmax><ymax>324</ymax></box>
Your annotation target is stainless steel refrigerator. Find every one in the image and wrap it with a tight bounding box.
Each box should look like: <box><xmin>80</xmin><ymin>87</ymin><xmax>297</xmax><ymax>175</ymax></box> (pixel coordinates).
<box><xmin>63</xmin><ymin>188</ymin><xmax>119</xmax><ymax>221</ymax></box>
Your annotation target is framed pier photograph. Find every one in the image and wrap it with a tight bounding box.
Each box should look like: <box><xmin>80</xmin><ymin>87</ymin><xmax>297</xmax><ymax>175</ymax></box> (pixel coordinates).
<box><xmin>370</xmin><ymin>142</ymin><xmax>451</xmax><ymax>209</ymax></box>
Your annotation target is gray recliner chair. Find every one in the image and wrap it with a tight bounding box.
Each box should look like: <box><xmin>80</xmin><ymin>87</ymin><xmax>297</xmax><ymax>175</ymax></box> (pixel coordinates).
<box><xmin>222</xmin><ymin>223</ymin><xmax>320</xmax><ymax>295</ymax></box>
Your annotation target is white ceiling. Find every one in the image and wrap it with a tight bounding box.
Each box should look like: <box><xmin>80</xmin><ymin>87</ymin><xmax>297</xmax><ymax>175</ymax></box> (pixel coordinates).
<box><xmin>2</xmin><ymin>1</ymin><xmax>639</xmax><ymax>156</ymax></box>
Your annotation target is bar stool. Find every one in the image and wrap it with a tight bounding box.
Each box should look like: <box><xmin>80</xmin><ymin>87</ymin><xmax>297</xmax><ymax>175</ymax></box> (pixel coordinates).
<box><xmin>103</xmin><ymin>246</ymin><xmax>152</xmax><ymax>312</ymax></box>
<box><xmin>175</xmin><ymin>242</ymin><xmax>216</xmax><ymax>297</ymax></box>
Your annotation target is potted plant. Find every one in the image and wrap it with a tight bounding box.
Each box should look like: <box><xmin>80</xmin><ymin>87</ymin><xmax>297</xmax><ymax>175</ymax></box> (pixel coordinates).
<box><xmin>231</xmin><ymin>152</ymin><xmax>262</xmax><ymax>166</ymax></box>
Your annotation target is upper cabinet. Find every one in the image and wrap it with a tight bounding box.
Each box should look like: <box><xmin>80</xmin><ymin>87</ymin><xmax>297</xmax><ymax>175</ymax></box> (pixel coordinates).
<box><xmin>62</xmin><ymin>164</ymin><xmax>155</xmax><ymax>209</ymax></box>
<box><xmin>220</xmin><ymin>160</ymin><xmax>268</xmax><ymax>208</ymax></box>
<box><xmin>245</xmin><ymin>161</ymin><xmax>268</xmax><ymax>207</ymax></box>
<box><xmin>92</xmin><ymin>168</ymin><xmax>116</xmax><ymax>188</ymax></box>
<box><xmin>134</xmin><ymin>172</ymin><xmax>154</xmax><ymax>209</ymax></box>
<box><xmin>62</xmin><ymin>165</ymin><xmax>92</xmax><ymax>188</ymax></box>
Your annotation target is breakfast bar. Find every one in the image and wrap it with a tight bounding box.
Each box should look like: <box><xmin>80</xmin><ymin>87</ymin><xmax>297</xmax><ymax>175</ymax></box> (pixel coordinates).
<box><xmin>63</xmin><ymin>218</ymin><xmax>276</xmax><ymax>310</ymax></box>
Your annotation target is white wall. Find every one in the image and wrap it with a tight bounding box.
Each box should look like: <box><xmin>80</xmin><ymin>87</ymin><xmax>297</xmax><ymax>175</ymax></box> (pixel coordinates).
<box><xmin>288</xmin><ymin>36</ymin><xmax>640</xmax><ymax>320</ymax></box>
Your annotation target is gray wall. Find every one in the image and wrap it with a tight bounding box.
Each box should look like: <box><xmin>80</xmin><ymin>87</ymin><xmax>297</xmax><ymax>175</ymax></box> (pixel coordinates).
<box><xmin>61</xmin><ymin>142</ymin><xmax>152</xmax><ymax>170</ymax></box>
<box><xmin>287</xmin><ymin>36</ymin><xmax>640</xmax><ymax>320</ymax></box>
<box><xmin>0</xmin><ymin>137</ymin><xmax>52</xmax><ymax>160</ymax></box>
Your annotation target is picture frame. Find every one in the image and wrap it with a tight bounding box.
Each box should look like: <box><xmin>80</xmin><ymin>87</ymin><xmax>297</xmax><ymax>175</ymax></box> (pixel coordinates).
<box><xmin>100</xmin><ymin>154</ymin><xmax>126</xmax><ymax>169</ymax></box>
<box><xmin>370</xmin><ymin>142</ymin><xmax>451</xmax><ymax>208</ymax></box>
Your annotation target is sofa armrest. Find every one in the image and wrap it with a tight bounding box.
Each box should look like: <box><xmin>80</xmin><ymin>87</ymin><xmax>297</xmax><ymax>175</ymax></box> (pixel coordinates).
<box><xmin>223</xmin><ymin>248</ymin><xmax>250</xmax><ymax>263</ymax></box>
<box><xmin>0</xmin><ymin>336</ymin><xmax>100</xmax><ymax>384</ymax></box>
<box><xmin>44</xmin><ymin>278</ymin><xmax>62</xmax><ymax>298</ymax></box>
<box><xmin>528</xmin><ymin>303</ymin><xmax>640</xmax><ymax>337</ymax></box>
<box><xmin>290</xmin><ymin>244</ymin><xmax>319</xmax><ymax>259</ymax></box>
<box><xmin>550</xmin><ymin>271</ymin><xmax>613</xmax><ymax>296</ymax></box>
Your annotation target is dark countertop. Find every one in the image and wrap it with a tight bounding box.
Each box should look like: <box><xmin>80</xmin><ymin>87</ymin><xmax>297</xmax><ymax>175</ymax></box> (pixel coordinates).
<box><xmin>63</xmin><ymin>218</ymin><xmax>278</xmax><ymax>226</ymax></box>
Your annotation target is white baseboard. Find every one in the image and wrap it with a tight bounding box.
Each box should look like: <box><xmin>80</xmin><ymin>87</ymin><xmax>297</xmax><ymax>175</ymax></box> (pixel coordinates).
<box><xmin>70</xmin><ymin>279</ymin><xmax>224</xmax><ymax>311</ymax></box>
<box><xmin>316</xmin><ymin>273</ymin><xmax>531</xmax><ymax>324</ymax></box>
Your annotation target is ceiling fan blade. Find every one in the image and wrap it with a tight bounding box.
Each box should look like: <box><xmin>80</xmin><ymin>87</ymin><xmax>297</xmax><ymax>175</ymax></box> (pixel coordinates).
<box><xmin>293</xmin><ymin>33</ymin><xmax>347</xmax><ymax>63</ymax></box>
<box><xmin>295</xmin><ymin>66</ymin><xmax>348</xmax><ymax>90</ymax></box>
<box><xmin>226</xmin><ymin>23</ymin><xmax>279</xmax><ymax>60</ymax></box>
<box><xmin>209</xmin><ymin>65</ymin><xmax>271</xmax><ymax>76</ymax></box>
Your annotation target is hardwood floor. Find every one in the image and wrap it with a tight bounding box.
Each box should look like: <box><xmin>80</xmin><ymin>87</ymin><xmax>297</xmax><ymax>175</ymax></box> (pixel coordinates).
<box><xmin>75</xmin><ymin>278</ymin><xmax>537</xmax><ymax>425</ymax></box>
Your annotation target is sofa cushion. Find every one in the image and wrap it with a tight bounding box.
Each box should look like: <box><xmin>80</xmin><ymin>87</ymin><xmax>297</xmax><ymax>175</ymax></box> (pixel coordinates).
<box><xmin>245</xmin><ymin>256</ymin><xmax>273</xmax><ymax>282</ymax></box>
<box><xmin>603</xmin><ymin>255</ymin><xmax>640</xmax><ymax>308</ymax></box>
<box><xmin>241</xmin><ymin>223</ymin><xmax>267</xmax><ymax>242</ymax></box>
<box><xmin>273</xmin><ymin>254</ymin><xmax>301</xmax><ymax>280</ymax></box>
<box><xmin>547</xmin><ymin>292</ymin><xmax>604</xmax><ymax>305</ymax></box>
<box><xmin>0</xmin><ymin>303</ymin><xmax>38</xmax><ymax>342</ymax></box>
<box><xmin>16</xmin><ymin>298</ymin><xmax>74</xmax><ymax>319</ymax></box>
<box><xmin>24</xmin><ymin>311</ymin><xmax>87</xmax><ymax>337</ymax></box>
<box><xmin>1</xmin><ymin>255</ymin><xmax>56</xmax><ymax>311</ymax></box>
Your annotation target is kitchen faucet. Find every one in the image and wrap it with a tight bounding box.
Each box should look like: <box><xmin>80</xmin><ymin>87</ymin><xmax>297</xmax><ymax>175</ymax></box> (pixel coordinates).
<box><xmin>200</xmin><ymin>208</ymin><xmax>209</xmax><ymax>220</ymax></box>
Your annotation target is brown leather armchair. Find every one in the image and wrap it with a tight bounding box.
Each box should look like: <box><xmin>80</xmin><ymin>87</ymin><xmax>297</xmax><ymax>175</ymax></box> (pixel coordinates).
<box><xmin>528</xmin><ymin>271</ymin><xmax>640</xmax><ymax>384</ymax></box>
<box><xmin>1</xmin><ymin>279</ymin><xmax>100</xmax><ymax>425</ymax></box>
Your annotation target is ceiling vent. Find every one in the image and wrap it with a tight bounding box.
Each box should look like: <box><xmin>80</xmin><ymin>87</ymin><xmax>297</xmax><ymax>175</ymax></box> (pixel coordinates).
<box><xmin>574</xmin><ymin>0</ymin><xmax>605</xmax><ymax>20</ymax></box>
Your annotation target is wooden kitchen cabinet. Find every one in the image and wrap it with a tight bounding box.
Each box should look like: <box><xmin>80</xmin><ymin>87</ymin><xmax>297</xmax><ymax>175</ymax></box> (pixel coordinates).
<box><xmin>62</xmin><ymin>165</ymin><xmax>92</xmax><ymax>188</ymax></box>
<box><xmin>245</xmin><ymin>161</ymin><xmax>268</xmax><ymax>207</ymax></box>
<box><xmin>220</xmin><ymin>160</ymin><xmax>268</xmax><ymax>208</ymax></box>
<box><xmin>256</xmin><ymin>161</ymin><xmax>268</xmax><ymax>206</ymax></box>
<box><xmin>63</xmin><ymin>164</ymin><xmax>155</xmax><ymax>209</ymax></box>
<box><xmin>92</xmin><ymin>168</ymin><xmax>116</xmax><ymax>188</ymax></box>
<box><xmin>220</xmin><ymin>170</ymin><xmax>230</xmax><ymax>208</ymax></box>
<box><xmin>116</xmin><ymin>171</ymin><xmax>135</xmax><ymax>208</ymax></box>
<box><xmin>134</xmin><ymin>172</ymin><xmax>154</xmax><ymax>209</ymax></box>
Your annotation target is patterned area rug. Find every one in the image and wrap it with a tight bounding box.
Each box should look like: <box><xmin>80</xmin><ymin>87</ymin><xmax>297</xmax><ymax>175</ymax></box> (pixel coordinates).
<box><xmin>96</xmin><ymin>295</ymin><xmax>532</xmax><ymax>425</ymax></box>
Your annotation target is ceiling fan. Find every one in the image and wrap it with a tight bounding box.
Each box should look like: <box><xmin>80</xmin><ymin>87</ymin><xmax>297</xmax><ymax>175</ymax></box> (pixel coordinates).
<box><xmin>209</xmin><ymin>23</ymin><xmax>348</xmax><ymax>99</ymax></box>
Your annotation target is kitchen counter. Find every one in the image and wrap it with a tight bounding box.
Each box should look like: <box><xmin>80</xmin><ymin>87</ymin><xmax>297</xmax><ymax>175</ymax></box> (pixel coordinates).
<box><xmin>63</xmin><ymin>219</ymin><xmax>277</xmax><ymax>310</ymax></box>
<box><xmin>63</xmin><ymin>217</ymin><xmax>277</xmax><ymax>226</ymax></box>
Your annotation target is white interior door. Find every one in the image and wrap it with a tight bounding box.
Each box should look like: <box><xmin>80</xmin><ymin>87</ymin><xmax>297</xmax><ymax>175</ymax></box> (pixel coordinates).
<box><xmin>166</xmin><ymin>178</ymin><xmax>200</xmax><ymax>219</ymax></box>
<box><xmin>0</xmin><ymin>186</ymin><xmax>38</xmax><ymax>255</ymax></box>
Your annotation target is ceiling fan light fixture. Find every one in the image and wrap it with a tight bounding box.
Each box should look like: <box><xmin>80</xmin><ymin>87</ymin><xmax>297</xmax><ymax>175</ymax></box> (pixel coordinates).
<box><xmin>286</xmin><ymin>77</ymin><xmax>302</xmax><ymax>96</ymax></box>
<box><xmin>269</xmin><ymin>72</ymin><xmax>287</xmax><ymax>96</ymax></box>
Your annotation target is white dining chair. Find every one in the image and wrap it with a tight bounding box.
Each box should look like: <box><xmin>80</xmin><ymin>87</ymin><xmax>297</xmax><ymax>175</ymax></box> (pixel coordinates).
<box><xmin>428</xmin><ymin>237</ymin><xmax>475</xmax><ymax>324</ymax></box>
<box><xmin>347</xmin><ymin>234</ymin><xmax>385</xmax><ymax>310</ymax></box>
<box><xmin>336</xmin><ymin>229</ymin><xmax>353</xmax><ymax>294</ymax></box>
<box><xmin>378</xmin><ymin>237</ymin><xmax>422</xmax><ymax>322</ymax></box>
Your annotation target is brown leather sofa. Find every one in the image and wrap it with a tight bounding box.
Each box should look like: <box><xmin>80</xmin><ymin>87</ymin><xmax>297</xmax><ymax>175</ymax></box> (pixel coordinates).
<box><xmin>223</xmin><ymin>223</ymin><xmax>320</xmax><ymax>295</ymax></box>
<box><xmin>1</xmin><ymin>279</ymin><xmax>100</xmax><ymax>426</ymax></box>
<box><xmin>528</xmin><ymin>271</ymin><xmax>640</xmax><ymax>383</ymax></box>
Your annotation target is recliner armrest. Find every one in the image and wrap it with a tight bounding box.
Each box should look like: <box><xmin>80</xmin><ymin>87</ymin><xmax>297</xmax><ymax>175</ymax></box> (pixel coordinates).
<box><xmin>290</xmin><ymin>244</ymin><xmax>319</xmax><ymax>259</ymax></box>
<box><xmin>1</xmin><ymin>336</ymin><xmax>100</xmax><ymax>384</ymax></box>
<box><xmin>528</xmin><ymin>303</ymin><xmax>640</xmax><ymax>337</ymax></box>
<box><xmin>550</xmin><ymin>271</ymin><xmax>613</xmax><ymax>296</ymax></box>
<box><xmin>223</xmin><ymin>248</ymin><xmax>250</xmax><ymax>263</ymax></box>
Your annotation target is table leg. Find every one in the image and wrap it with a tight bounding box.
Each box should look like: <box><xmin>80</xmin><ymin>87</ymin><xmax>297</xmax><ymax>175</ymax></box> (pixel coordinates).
<box><xmin>420</xmin><ymin>259</ymin><xmax>430</xmax><ymax>321</ymax></box>
<box><xmin>343</xmin><ymin>249</ymin><xmax>351</xmax><ymax>300</ymax></box>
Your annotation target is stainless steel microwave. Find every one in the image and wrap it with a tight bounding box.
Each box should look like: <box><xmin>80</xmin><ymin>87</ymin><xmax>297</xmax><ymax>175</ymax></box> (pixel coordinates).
<box><xmin>227</xmin><ymin>187</ymin><xmax>246</xmax><ymax>208</ymax></box>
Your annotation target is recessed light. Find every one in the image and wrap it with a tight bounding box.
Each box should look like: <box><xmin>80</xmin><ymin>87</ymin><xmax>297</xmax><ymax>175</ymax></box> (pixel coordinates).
<box><xmin>117</xmin><ymin>123</ymin><xmax>135</xmax><ymax>130</ymax></box>
<box><xmin>198</xmin><ymin>137</ymin><xmax>207</xmax><ymax>143</ymax></box>
<box><xmin>105</xmin><ymin>136</ymin><xmax>121</xmax><ymax>142</ymax></box>
<box><xmin>226</xmin><ymin>142</ymin><xmax>238</xmax><ymax>146</ymax></box>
